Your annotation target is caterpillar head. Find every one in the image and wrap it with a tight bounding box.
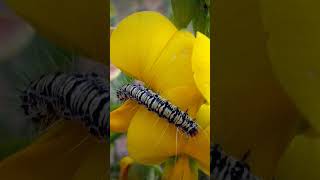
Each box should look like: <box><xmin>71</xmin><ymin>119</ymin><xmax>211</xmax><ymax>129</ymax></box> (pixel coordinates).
<box><xmin>116</xmin><ymin>89</ymin><xmax>129</xmax><ymax>101</ymax></box>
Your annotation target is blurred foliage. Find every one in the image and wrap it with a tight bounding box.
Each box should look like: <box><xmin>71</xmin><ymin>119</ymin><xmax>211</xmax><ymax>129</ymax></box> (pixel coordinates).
<box><xmin>171</xmin><ymin>0</ymin><xmax>210</xmax><ymax>36</ymax></box>
<box><xmin>110</xmin><ymin>2</ymin><xmax>117</xmax><ymax>27</ymax></box>
<box><xmin>127</xmin><ymin>164</ymin><xmax>162</xmax><ymax>180</ymax></box>
<box><xmin>0</xmin><ymin>138</ymin><xmax>31</xmax><ymax>160</ymax></box>
<box><xmin>192</xmin><ymin>0</ymin><xmax>210</xmax><ymax>37</ymax></box>
<box><xmin>171</xmin><ymin>0</ymin><xmax>197</xmax><ymax>28</ymax></box>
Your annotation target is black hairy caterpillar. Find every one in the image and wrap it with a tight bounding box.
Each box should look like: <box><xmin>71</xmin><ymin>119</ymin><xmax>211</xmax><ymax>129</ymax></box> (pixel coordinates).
<box><xmin>20</xmin><ymin>72</ymin><xmax>109</xmax><ymax>140</ymax></box>
<box><xmin>116</xmin><ymin>84</ymin><xmax>198</xmax><ymax>137</ymax></box>
<box><xmin>211</xmin><ymin>144</ymin><xmax>260</xmax><ymax>180</ymax></box>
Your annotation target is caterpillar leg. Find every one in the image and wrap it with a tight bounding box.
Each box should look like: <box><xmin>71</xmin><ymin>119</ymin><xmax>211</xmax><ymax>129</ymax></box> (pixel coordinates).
<box><xmin>241</xmin><ymin>149</ymin><xmax>251</xmax><ymax>162</ymax></box>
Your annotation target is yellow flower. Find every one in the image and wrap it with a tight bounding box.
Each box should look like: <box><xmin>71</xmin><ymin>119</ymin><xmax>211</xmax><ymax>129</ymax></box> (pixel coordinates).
<box><xmin>213</xmin><ymin>0</ymin><xmax>302</xmax><ymax>178</ymax></box>
<box><xmin>259</xmin><ymin>0</ymin><xmax>320</xmax><ymax>135</ymax></box>
<box><xmin>4</xmin><ymin>0</ymin><xmax>107</xmax><ymax>63</ymax></box>
<box><xmin>258</xmin><ymin>2</ymin><xmax>320</xmax><ymax>178</ymax></box>
<box><xmin>119</xmin><ymin>156</ymin><xmax>135</xmax><ymax>180</ymax></box>
<box><xmin>275</xmin><ymin>135</ymin><xmax>320</xmax><ymax>179</ymax></box>
<box><xmin>110</xmin><ymin>11</ymin><xmax>210</xmax><ymax>176</ymax></box>
<box><xmin>191</xmin><ymin>32</ymin><xmax>210</xmax><ymax>130</ymax></box>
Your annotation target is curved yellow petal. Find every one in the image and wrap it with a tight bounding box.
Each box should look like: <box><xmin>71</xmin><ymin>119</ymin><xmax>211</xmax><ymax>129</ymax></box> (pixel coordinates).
<box><xmin>0</xmin><ymin>121</ymin><xmax>98</xmax><ymax>180</ymax></box>
<box><xmin>127</xmin><ymin>86</ymin><xmax>203</xmax><ymax>164</ymax></box>
<box><xmin>276</xmin><ymin>135</ymin><xmax>320</xmax><ymax>180</ymax></box>
<box><xmin>143</xmin><ymin>30</ymin><xmax>196</xmax><ymax>93</ymax></box>
<box><xmin>110</xmin><ymin>101</ymin><xmax>139</xmax><ymax>132</ymax></box>
<box><xmin>4</xmin><ymin>0</ymin><xmax>107</xmax><ymax>62</ymax></box>
<box><xmin>111</xmin><ymin>11</ymin><xmax>177</xmax><ymax>80</ymax></box>
<box><xmin>162</xmin><ymin>156</ymin><xmax>197</xmax><ymax>180</ymax></box>
<box><xmin>192</xmin><ymin>32</ymin><xmax>210</xmax><ymax>103</ymax></box>
<box><xmin>119</xmin><ymin>156</ymin><xmax>135</xmax><ymax>180</ymax></box>
<box><xmin>259</xmin><ymin>0</ymin><xmax>320</xmax><ymax>133</ymax></box>
<box><xmin>213</xmin><ymin>0</ymin><xmax>302</xmax><ymax>178</ymax></box>
<box><xmin>72</xmin><ymin>142</ymin><xmax>108</xmax><ymax>180</ymax></box>
<box><xmin>196</xmin><ymin>103</ymin><xmax>210</xmax><ymax>129</ymax></box>
<box><xmin>127</xmin><ymin>107</ymin><xmax>184</xmax><ymax>164</ymax></box>
<box><xmin>183</xmin><ymin>126</ymin><xmax>210</xmax><ymax>176</ymax></box>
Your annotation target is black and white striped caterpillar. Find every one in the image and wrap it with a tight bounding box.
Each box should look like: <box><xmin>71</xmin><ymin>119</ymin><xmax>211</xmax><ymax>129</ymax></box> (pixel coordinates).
<box><xmin>20</xmin><ymin>72</ymin><xmax>109</xmax><ymax>140</ymax></box>
<box><xmin>211</xmin><ymin>144</ymin><xmax>260</xmax><ymax>180</ymax></box>
<box><xmin>116</xmin><ymin>84</ymin><xmax>198</xmax><ymax>137</ymax></box>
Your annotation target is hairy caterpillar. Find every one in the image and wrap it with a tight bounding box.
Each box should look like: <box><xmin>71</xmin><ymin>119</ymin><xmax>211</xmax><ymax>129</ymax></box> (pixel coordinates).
<box><xmin>116</xmin><ymin>84</ymin><xmax>198</xmax><ymax>137</ymax></box>
<box><xmin>211</xmin><ymin>144</ymin><xmax>260</xmax><ymax>180</ymax></box>
<box><xmin>20</xmin><ymin>72</ymin><xmax>109</xmax><ymax>140</ymax></box>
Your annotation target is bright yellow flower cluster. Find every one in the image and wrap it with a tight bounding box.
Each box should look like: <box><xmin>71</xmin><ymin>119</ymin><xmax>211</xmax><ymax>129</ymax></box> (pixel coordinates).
<box><xmin>110</xmin><ymin>11</ymin><xmax>210</xmax><ymax>177</ymax></box>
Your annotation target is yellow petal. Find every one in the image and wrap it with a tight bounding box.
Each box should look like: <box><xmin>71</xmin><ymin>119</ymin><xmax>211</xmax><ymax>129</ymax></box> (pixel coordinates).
<box><xmin>259</xmin><ymin>0</ymin><xmax>320</xmax><ymax>133</ymax></box>
<box><xmin>111</xmin><ymin>11</ymin><xmax>177</xmax><ymax>80</ymax></box>
<box><xmin>111</xmin><ymin>11</ymin><xmax>200</xmax><ymax>93</ymax></box>
<box><xmin>127</xmin><ymin>107</ymin><xmax>184</xmax><ymax>164</ymax></box>
<box><xmin>183</xmin><ymin>126</ymin><xmax>210</xmax><ymax>176</ymax></box>
<box><xmin>72</xmin><ymin>141</ymin><xmax>108</xmax><ymax>180</ymax></box>
<box><xmin>119</xmin><ymin>156</ymin><xmax>135</xmax><ymax>180</ymax></box>
<box><xmin>143</xmin><ymin>30</ymin><xmax>196</xmax><ymax>93</ymax></box>
<box><xmin>127</xmin><ymin>86</ymin><xmax>203</xmax><ymax>164</ymax></box>
<box><xmin>4</xmin><ymin>0</ymin><xmax>107</xmax><ymax>62</ymax></box>
<box><xmin>276</xmin><ymin>135</ymin><xmax>320</xmax><ymax>180</ymax></box>
<box><xmin>196</xmin><ymin>103</ymin><xmax>210</xmax><ymax>129</ymax></box>
<box><xmin>192</xmin><ymin>32</ymin><xmax>210</xmax><ymax>103</ymax></box>
<box><xmin>0</xmin><ymin>121</ymin><xmax>100</xmax><ymax>180</ymax></box>
<box><xmin>162</xmin><ymin>155</ymin><xmax>198</xmax><ymax>180</ymax></box>
<box><xmin>110</xmin><ymin>100</ymin><xmax>139</xmax><ymax>132</ymax></box>
<box><xmin>213</xmin><ymin>0</ymin><xmax>302</xmax><ymax>178</ymax></box>
<box><xmin>184</xmin><ymin>103</ymin><xmax>210</xmax><ymax>175</ymax></box>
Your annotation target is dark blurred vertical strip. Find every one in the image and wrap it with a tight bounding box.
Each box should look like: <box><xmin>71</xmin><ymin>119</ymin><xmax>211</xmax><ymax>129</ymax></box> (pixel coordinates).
<box><xmin>106</xmin><ymin>1</ymin><xmax>111</xmax><ymax>179</ymax></box>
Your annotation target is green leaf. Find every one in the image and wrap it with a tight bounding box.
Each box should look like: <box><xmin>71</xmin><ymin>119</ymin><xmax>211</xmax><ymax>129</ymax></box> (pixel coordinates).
<box><xmin>192</xmin><ymin>0</ymin><xmax>210</xmax><ymax>37</ymax></box>
<box><xmin>171</xmin><ymin>0</ymin><xmax>198</xmax><ymax>29</ymax></box>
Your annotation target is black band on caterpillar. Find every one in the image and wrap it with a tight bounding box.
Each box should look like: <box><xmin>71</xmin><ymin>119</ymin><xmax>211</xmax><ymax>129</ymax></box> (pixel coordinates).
<box><xmin>20</xmin><ymin>72</ymin><xmax>109</xmax><ymax>140</ymax></box>
<box><xmin>116</xmin><ymin>84</ymin><xmax>198</xmax><ymax>137</ymax></box>
<box><xmin>211</xmin><ymin>144</ymin><xmax>260</xmax><ymax>180</ymax></box>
